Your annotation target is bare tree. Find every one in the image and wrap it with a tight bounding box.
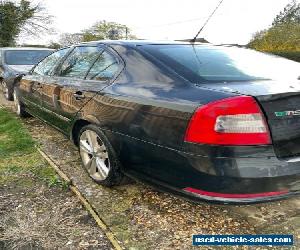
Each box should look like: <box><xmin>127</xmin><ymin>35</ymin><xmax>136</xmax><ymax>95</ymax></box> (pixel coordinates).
<box><xmin>58</xmin><ymin>33</ymin><xmax>84</xmax><ymax>47</ymax></box>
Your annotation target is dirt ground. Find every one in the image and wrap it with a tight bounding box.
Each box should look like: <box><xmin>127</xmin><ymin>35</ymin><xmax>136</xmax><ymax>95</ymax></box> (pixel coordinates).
<box><xmin>1</xmin><ymin>95</ymin><xmax>300</xmax><ymax>249</ymax></box>
<box><xmin>0</xmin><ymin>183</ymin><xmax>113</xmax><ymax>249</ymax></box>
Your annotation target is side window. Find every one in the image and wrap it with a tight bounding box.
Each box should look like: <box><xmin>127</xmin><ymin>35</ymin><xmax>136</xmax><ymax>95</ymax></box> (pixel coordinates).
<box><xmin>32</xmin><ymin>48</ymin><xmax>70</xmax><ymax>76</ymax></box>
<box><xmin>86</xmin><ymin>51</ymin><xmax>119</xmax><ymax>81</ymax></box>
<box><xmin>57</xmin><ymin>46</ymin><xmax>102</xmax><ymax>79</ymax></box>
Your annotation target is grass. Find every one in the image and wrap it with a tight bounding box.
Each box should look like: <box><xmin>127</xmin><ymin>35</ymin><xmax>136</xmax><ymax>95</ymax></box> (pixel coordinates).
<box><xmin>0</xmin><ymin>108</ymin><xmax>68</xmax><ymax>189</ymax></box>
<box><xmin>0</xmin><ymin>109</ymin><xmax>34</xmax><ymax>156</ymax></box>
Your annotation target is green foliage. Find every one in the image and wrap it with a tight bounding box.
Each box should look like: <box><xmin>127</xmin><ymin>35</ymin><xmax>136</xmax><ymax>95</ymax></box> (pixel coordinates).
<box><xmin>272</xmin><ymin>0</ymin><xmax>300</xmax><ymax>26</ymax></box>
<box><xmin>30</xmin><ymin>164</ymin><xmax>70</xmax><ymax>189</ymax></box>
<box><xmin>270</xmin><ymin>51</ymin><xmax>300</xmax><ymax>62</ymax></box>
<box><xmin>57</xmin><ymin>20</ymin><xmax>136</xmax><ymax>46</ymax></box>
<box><xmin>82</xmin><ymin>20</ymin><xmax>136</xmax><ymax>42</ymax></box>
<box><xmin>0</xmin><ymin>0</ymin><xmax>52</xmax><ymax>46</ymax></box>
<box><xmin>248</xmin><ymin>0</ymin><xmax>300</xmax><ymax>53</ymax></box>
<box><xmin>248</xmin><ymin>23</ymin><xmax>300</xmax><ymax>51</ymax></box>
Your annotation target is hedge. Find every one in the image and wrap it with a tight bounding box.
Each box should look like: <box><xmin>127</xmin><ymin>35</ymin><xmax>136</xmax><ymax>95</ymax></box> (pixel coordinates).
<box><xmin>269</xmin><ymin>51</ymin><xmax>300</xmax><ymax>62</ymax></box>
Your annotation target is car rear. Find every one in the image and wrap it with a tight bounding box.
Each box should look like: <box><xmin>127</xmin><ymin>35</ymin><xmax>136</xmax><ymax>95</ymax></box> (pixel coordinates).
<box><xmin>140</xmin><ymin>43</ymin><xmax>300</xmax><ymax>203</ymax></box>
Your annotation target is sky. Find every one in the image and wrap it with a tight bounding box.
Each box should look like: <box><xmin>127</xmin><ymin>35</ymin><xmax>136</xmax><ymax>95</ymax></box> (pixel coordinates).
<box><xmin>24</xmin><ymin>0</ymin><xmax>295</xmax><ymax>45</ymax></box>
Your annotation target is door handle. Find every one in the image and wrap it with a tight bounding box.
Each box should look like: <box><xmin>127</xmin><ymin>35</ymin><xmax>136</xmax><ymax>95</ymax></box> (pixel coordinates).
<box><xmin>73</xmin><ymin>91</ymin><xmax>85</xmax><ymax>100</ymax></box>
<box><xmin>31</xmin><ymin>81</ymin><xmax>42</xmax><ymax>88</ymax></box>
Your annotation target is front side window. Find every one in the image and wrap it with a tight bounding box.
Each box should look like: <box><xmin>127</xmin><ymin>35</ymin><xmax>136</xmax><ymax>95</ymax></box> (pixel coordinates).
<box><xmin>57</xmin><ymin>46</ymin><xmax>102</xmax><ymax>79</ymax></box>
<box><xmin>33</xmin><ymin>48</ymin><xmax>70</xmax><ymax>76</ymax></box>
<box><xmin>86</xmin><ymin>50</ymin><xmax>119</xmax><ymax>81</ymax></box>
<box><xmin>4</xmin><ymin>50</ymin><xmax>53</xmax><ymax>65</ymax></box>
<box><xmin>142</xmin><ymin>45</ymin><xmax>300</xmax><ymax>83</ymax></box>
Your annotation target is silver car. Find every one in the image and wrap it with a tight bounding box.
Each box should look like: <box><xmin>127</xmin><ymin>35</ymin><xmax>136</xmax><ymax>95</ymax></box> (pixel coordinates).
<box><xmin>0</xmin><ymin>47</ymin><xmax>53</xmax><ymax>100</ymax></box>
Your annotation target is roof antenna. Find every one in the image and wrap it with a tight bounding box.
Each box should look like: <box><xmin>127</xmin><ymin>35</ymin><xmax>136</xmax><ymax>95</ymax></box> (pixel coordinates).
<box><xmin>191</xmin><ymin>0</ymin><xmax>224</xmax><ymax>43</ymax></box>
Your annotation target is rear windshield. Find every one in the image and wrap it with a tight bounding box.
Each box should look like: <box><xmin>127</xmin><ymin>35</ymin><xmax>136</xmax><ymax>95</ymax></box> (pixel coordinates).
<box><xmin>142</xmin><ymin>45</ymin><xmax>300</xmax><ymax>83</ymax></box>
<box><xmin>4</xmin><ymin>50</ymin><xmax>52</xmax><ymax>65</ymax></box>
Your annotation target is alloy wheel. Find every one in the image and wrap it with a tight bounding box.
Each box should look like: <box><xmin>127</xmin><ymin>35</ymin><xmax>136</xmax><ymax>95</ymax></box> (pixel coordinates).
<box><xmin>1</xmin><ymin>81</ymin><xmax>9</xmax><ymax>100</ymax></box>
<box><xmin>79</xmin><ymin>130</ymin><xmax>110</xmax><ymax>181</ymax></box>
<box><xmin>13</xmin><ymin>89</ymin><xmax>21</xmax><ymax>115</ymax></box>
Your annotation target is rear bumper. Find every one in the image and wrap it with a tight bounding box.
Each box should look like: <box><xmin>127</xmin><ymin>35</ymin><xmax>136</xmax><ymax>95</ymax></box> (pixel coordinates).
<box><xmin>116</xmin><ymin>132</ymin><xmax>300</xmax><ymax>204</ymax></box>
<box><xmin>181</xmin><ymin>179</ymin><xmax>300</xmax><ymax>204</ymax></box>
<box><xmin>182</xmin><ymin>190</ymin><xmax>300</xmax><ymax>204</ymax></box>
<box><xmin>176</xmin><ymin>143</ymin><xmax>300</xmax><ymax>203</ymax></box>
<box><xmin>126</xmin><ymin>169</ymin><xmax>300</xmax><ymax>204</ymax></box>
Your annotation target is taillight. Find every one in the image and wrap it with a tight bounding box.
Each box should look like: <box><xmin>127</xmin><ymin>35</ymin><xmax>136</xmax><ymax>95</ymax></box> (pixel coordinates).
<box><xmin>184</xmin><ymin>96</ymin><xmax>271</xmax><ymax>145</ymax></box>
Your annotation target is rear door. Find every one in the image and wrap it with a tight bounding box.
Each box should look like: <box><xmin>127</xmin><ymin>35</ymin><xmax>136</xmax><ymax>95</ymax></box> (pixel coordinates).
<box><xmin>41</xmin><ymin>45</ymin><xmax>119</xmax><ymax>133</ymax></box>
<box><xmin>19</xmin><ymin>48</ymin><xmax>70</xmax><ymax>116</ymax></box>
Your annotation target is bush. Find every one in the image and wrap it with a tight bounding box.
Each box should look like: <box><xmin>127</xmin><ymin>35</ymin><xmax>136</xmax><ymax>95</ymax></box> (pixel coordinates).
<box><xmin>270</xmin><ymin>51</ymin><xmax>300</xmax><ymax>62</ymax></box>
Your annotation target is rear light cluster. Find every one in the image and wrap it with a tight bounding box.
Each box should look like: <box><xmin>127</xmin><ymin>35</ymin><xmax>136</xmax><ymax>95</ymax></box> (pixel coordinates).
<box><xmin>185</xmin><ymin>96</ymin><xmax>271</xmax><ymax>145</ymax></box>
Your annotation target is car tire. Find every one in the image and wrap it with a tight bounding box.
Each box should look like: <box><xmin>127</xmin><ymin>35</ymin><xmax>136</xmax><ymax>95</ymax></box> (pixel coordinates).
<box><xmin>78</xmin><ymin>124</ymin><xmax>124</xmax><ymax>187</ymax></box>
<box><xmin>13</xmin><ymin>87</ymin><xmax>28</xmax><ymax>118</ymax></box>
<box><xmin>2</xmin><ymin>80</ymin><xmax>13</xmax><ymax>101</ymax></box>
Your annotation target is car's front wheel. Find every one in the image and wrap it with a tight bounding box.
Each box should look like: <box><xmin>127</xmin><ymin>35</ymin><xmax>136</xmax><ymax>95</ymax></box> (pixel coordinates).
<box><xmin>13</xmin><ymin>88</ymin><xmax>28</xmax><ymax>117</ymax></box>
<box><xmin>78</xmin><ymin>125</ymin><xmax>124</xmax><ymax>186</ymax></box>
<box><xmin>2</xmin><ymin>80</ymin><xmax>13</xmax><ymax>100</ymax></box>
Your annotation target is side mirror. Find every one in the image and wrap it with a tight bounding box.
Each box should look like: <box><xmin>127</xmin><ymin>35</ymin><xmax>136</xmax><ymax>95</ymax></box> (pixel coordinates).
<box><xmin>15</xmin><ymin>73</ymin><xmax>26</xmax><ymax>81</ymax></box>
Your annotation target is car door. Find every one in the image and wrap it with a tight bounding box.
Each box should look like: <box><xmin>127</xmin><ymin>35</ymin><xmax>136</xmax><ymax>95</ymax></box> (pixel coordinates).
<box><xmin>19</xmin><ymin>48</ymin><xmax>70</xmax><ymax>117</ymax></box>
<box><xmin>41</xmin><ymin>45</ymin><xmax>112</xmax><ymax>133</ymax></box>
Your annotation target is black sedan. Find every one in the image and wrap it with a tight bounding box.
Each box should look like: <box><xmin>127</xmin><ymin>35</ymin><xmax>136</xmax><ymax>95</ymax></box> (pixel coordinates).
<box><xmin>0</xmin><ymin>47</ymin><xmax>53</xmax><ymax>100</ymax></box>
<box><xmin>14</xmin><ymin>40</ymin><xmax>300</xmax><ymax>203</ymax></box>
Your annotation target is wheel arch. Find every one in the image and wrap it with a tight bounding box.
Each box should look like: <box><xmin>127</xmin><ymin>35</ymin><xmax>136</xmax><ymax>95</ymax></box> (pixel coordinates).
<box><xmin>71</xmin><ymin>113</ymin><xmax>103</xmax><ymax>145</ymax></box>
<box><xmin>71</xmin><ymin>116</ymin><xmax>123</xmax><ymax>158</ymax></box>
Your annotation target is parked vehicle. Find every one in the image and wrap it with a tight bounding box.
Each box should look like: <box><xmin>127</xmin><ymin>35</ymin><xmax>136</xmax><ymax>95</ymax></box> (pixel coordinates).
<box><xmin>0</xmin><ymin>47</ymin><xmax>53</xmax><ymax>100</ymax></box>
<box><xmin>14</xmin><ymin>40</ymin><xmax>300</xmax><ymax>203</ymax></box>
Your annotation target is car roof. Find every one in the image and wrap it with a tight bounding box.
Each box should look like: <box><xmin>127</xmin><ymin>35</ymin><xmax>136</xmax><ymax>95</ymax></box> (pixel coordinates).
<box><xmin>0</xmin><ymin>47</ymin><xmax>54</xmax><ymax>51</ymax></box>
<box><xmin>79</xmin><ymin>39</ymin><xmax>210</xmax><ymax>47</ymax></box>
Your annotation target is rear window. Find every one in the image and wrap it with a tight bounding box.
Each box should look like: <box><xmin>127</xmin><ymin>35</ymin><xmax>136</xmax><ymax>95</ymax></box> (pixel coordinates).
<box><xmin>142</xmin><ymin>45</ymin><xmax>300</xmax><ymax>83</ymax></box>
<box><xmin>4</xmin><ymin>50</ymin><xmax>52</xmax><ymax>65</ymax></box>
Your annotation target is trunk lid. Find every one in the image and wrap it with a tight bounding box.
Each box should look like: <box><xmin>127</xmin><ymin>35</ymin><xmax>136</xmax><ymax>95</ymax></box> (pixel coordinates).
<box><xmin>199</xmin><ymin>80</ymin><xmax>300</xmax><ymax>158</ymax></box>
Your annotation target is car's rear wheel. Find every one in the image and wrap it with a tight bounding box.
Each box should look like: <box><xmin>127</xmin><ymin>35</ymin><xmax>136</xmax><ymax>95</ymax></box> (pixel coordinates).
<box><xmin>2</xmin><ymin>80</ymin><xmax>13</xmax><ymax>101</ymax></box>
<box><xmin>13</xmin><ymin>88</ymin><xmax>28</xmax><ymax>117</ymax></box>
<box><xmin>78</xmin><ymin>125</ymin><xmax>124</xmax><ymax>186</ymax></box>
